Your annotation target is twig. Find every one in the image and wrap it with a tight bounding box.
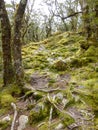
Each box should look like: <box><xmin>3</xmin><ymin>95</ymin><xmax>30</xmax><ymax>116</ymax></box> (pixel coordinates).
<box><xmin>35</xmin><ymin>87</ymin><xmax>65</xmax><ymax>92</ymax></box>
<box><xmin>11</xmin><ymin>102</ymin><xmax>18</xmax><ymax>130</ymax></box>
<box><xmin>49</xmin><ymin>106</ymin><xmax>53</xmax><ymax>129</ymax></box>
<box><xmin>37</xmin><ymin>122</ymin><xmax>47</xmax><ymax>127</ymax></box>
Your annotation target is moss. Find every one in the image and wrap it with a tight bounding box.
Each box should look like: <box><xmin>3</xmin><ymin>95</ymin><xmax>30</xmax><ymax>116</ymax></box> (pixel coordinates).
<box><xmin>1</xmin><ymin>84</ymin><xmax>22</xmax><ymax>96</ymax></box>
<box><xmin>95</xmin><ymin>67</ymin><xmax>98</xmax><ymax>72</ymax></box>
<box><xmin>69</xmin><ymin>47</ymin><xmax>78</xmax><ymax>52</ymax></box>
<box><xmin>59</xmin><ymin>113</ymin><xmax>75</xmax><ymax>127</ymax></box>
<box><xmin>79</xmin><ymin>40</ymin><xmax>89</xmax><ymax>50</ymax></box>
<box><xmin>85</xmin><ymin>46</ymin><xmax>98</xmax><ymax>57</ymax></box>
<box><xmin>0</xmin><ymin>94</ymin><xmax>15</xmax><ymax>108</ymax></box>
<box><xmin>52</xmin><ymin>60</ymin><xmax>67</xmax><ymax>71</ymax></box>
<box><xmin>94</xmin><ymin>111</ymin><xmax>98</xmax><ymax>129</ymax></box>
<box><xmin>0</xmin><ymin>109</ymin><xmax>7</xmax><ymax>116</ymax></box>
<box><xmin>0</xmin><ymin>121</ymin><xmax>11</xmax><ymax>130</ymax></box>
<box><xmin>25</xmin><ymin>90</ymin><xmax>44</xmax><ymax>101</ymax></box>
<box><xmin>29</xmin><ymin>109</ymin><xmax>48</xmax><ymax>125</ymax></box>
<box><xmin>38</xmin><ymin>124</ymin><xmax>48</xmax><ymax>130</ymax></box>
<box><xmin>91</xmin><ymin>84</ymin><xmax>98</xmax><ymax>111</ymax></box>
<box><xmin>0</xmin><ymin>77</ymin><xmax>3</xmax><ymax>89</ymax></box>
<box><xmin>70</xmin><ymin>58</ymin><xmax>82</xmax><ymax>67</ymax></box>
<box><xmin>29</xmin><ymin>102</ymin><xmax>49</xmax><ymax>125</ymax></box>
<box><xmin>58</xmin><ymin>38</ymin><xmax>69</xmax><ymax>45</ymax></box>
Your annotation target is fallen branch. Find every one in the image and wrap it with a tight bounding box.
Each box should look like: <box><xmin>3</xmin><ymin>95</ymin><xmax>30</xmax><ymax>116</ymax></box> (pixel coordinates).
<box><xmin>11</xmin><ymin>102</ymin><xmax>18</xmax><ymax>130</ymax></box>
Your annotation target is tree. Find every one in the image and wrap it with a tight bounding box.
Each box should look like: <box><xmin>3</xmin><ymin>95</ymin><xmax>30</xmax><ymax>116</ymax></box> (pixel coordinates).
<box><xmin>0</xmin><ymin>0</ymin><xmax>28</xmax><ymax>86</ymax></box>
<box><xmin>13</xmin><ymin>0</ymin><xmax>28</xmax><ymax>86</ymax></box>
<box><xmin>94</xmin><ymin>1</ymin><xmax>98</xmax><ymax>40</ymax></box>
<box><xmin>82</xmin><ymin>0</ymin><xmax>91</xmax><ymax>39</ymax></box>
<box><xmin>0</xmin><ymin>0</ymin><xmax>14</xmax><ymax>86</ymax></box>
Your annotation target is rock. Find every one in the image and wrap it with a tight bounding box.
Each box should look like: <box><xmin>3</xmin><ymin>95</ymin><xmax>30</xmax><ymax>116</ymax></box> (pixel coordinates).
<box><xmin>2</xmin><ymin>114</ymin><xmax>11</xmax><ymax>122</ymax></box>
<box><xmin>17</xmin><ymin>115</ymin><xmax>28</xmax><ymax>130</ymax></box>
<box><xmin>62</xmin><ymin>98</ymin><xmax>69</xmax><ymax>107</ymax></box>
<box><xmin>30</xmin><ymin>72</ymin><xmax>49</xmax><ymax>89</ymax></box>
<box><xmin>55</xmin><ymin>92</ymin><xmax>63</xmax><ymax>100</ymax></box>
<box><xmin>55</xmin><ymin>123</ymin><xmax>64</xmax><ymax>130</ymax></box>
<box><xmin>68</xmin><ymin>123</ymin><xmax>80</xmax><ymax>129</ymax></box>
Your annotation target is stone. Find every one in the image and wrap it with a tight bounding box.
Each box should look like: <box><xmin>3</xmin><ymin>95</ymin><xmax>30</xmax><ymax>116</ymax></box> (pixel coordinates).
<box><xmin>2</xmin><ymin>114</ymin><xmax>11</xmax><ymax>122</ymax></box>
<box><xmin>55</xmin><ymin>123</ymin><xmax>64</xmax><ymax>130</ymax></box>
<box><xmin>17</xmin><ymin>115</ymin><xmax>28</xmax><ymax>130</ymax></box>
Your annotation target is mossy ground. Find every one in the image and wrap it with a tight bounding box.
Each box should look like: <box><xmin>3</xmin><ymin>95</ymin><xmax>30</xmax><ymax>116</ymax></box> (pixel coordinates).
<box><xmin>22</xmin><ymin>32</ymin><xmax>98</xmax><ymax>129</ymax></box>
<box><xmin>0</xmin><ymin>32</ymin><xmax>98</xmax><ymax>129</ymax></box>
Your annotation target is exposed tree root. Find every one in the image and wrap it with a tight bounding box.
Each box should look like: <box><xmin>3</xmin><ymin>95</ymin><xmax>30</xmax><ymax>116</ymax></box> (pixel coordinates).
<box><xmin>11</xmin><ymin>102</ymin><xmax>18</xmax><ymax>130</ymax></box>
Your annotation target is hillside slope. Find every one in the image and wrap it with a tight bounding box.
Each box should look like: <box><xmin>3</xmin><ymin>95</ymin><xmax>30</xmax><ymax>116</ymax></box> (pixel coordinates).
<box><xmin>0</xmin><ymin>32</ymin><xmax>98</xmax><ymax>130</ymax></box>
<box><xmin>22</xmin><ymin>32</ymin><xmax>98</xmax><ymax>129</ymax></box>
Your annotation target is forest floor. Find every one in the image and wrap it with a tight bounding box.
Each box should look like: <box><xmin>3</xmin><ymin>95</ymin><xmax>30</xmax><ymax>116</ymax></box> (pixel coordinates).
<box><xmin>0</xmin><ymin>31</ymin><xmax>98</xmax><ymax>130</ymax></box>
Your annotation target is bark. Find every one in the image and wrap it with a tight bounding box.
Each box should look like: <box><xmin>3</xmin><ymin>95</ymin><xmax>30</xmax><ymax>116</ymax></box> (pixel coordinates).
<box><xmin>0</xmin><ymin>0</ymin><xmax>14</xmax><ymax>86</ymax></box>
<box><xmin>13</xmin><ymin>0</ymin><xmax>28</xmax><ymax>86</ymax></box>
<box><xmin>83</xmin><ymin>4</ymin><xmax>91</xmax><ymax>39</ymax></box>
<box><xmin>95</xmin><ymin>4</ymin><xmax>98</xmax><ymax>39</ymax></box>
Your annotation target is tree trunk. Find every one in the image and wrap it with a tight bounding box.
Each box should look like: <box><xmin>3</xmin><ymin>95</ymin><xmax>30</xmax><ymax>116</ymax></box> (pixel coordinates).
<box><xmin>13</xmin><ymin>0</ymin><xmax>28</xmax><ymax>86</ymax></box>
<box><xmin>95</xmin><ymin>3</ymin><xmax>98</xmax><ymax>40</ymax></box>
<box><xmin>83</xmin><ymin>1</ymin><xmax>91</xmax><ymax>39</ymax></box>
<box><xmin>0</xmin><ymin>0</ymin><xmax>14</xmax><ymax>86</ymax></box>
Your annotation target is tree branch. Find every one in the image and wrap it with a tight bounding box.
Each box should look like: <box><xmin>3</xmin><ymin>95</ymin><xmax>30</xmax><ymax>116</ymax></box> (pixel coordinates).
<box><xmin>54</xmin><ymin>11</ymin><xmax>83</xmax><ymax>20</ymax></box>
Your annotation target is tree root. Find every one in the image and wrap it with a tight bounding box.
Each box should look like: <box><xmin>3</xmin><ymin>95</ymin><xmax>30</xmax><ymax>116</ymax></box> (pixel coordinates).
<box><xmin>11</xmin><ymin>102</ymin><xmax>18</xmax><ymax>130</ymax></box>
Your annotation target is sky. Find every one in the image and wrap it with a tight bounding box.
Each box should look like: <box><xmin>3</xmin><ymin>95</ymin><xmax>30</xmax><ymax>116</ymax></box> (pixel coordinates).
<box><xmin>5</xmin><ymin>0</ymin><xmax>43</xmax><ymax>9</ymax></box>
<box><xmin>5</xmin><ymin>0</ymin><xmax>49</xmax><ymax>14</ymax></box>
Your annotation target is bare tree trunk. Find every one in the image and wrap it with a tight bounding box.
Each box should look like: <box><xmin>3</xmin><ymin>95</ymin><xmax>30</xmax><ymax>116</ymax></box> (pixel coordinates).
<box><xmin>13</xmin><ymin>0</ymin><xmax>28</xmax><ymax>86</ymax></box>
<box><xmin>0</xmin><ymin>0</ymin><xmax>14</xmax><ymax>86</ymax></box>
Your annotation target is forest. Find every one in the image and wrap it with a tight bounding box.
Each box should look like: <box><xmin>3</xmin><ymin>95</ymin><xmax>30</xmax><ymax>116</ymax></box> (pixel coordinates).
<box><xmin>0</xmin><ymin>0</ymin><xmax>98</xmax><ymax>129</ymax></box>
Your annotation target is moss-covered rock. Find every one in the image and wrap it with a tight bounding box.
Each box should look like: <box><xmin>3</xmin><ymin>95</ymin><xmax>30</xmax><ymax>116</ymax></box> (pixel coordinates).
<box><xmin>52</xmin><ymin>60</ymin><xmax>67</xmax><ymax>71</ymax></box>
<box><xmin>85</xmin><ymin>46</ymin><xmax>98</xmax><ymax>57</ymax></box>
<box><xmin>29</xmin><ymin>102</ymin><xmax>49</xmax><ymax>125</ymax></box>
<box><xmin>0</xmin><ymin>94</ymin><xmax>15</xmax><ymax>108</ymax></box>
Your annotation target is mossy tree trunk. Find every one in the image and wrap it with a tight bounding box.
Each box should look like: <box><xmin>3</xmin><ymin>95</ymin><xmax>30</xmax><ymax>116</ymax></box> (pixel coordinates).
<box><xmin>13</xmin><ymin>0</ymin><xmax>28</xmax><ymax>86</ymax></box>
<box><xmin>83</xmin><ymin>1</ymin><xmax>91</xmax><ymax>40</ymax></box>
<box><xmin>0</xmin><ymin>0</ymin><xmax>14</xmax><ymax>86</ymax></box>
<box><xmin>95</xmin><ymin>3</ymin><xmax>98</xmax><ymax>40</ymax></box>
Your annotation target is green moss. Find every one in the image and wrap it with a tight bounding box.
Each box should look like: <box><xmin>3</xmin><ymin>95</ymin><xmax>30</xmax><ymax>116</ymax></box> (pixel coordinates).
<box><xmin>79</xmin><ymin>40</ymin><xmax>89</xmax><ymax>50</ymax></box>
<box><xmin>29</xmin><ymin>103</ymin><xmax>49</xmax><ymax>125</ymax></box>
<box><xmin>1</xmin><ymin>84</ymin><xmax>22</xmax><ymax>96</ymax></box>
<box><xmin>94</xmin><ymin>111</ymin><xmax>98</xmax><ymax>129</ymax></box>
<box><xmin>0</xmin><ymin>77</ymin><xmax>3</xmax><ymax>89</ymax></box>
<box><xmin>0</xmin><ymin>121</ymin><xmax>11</xmax><ymax>130</ymax></box>
<box><xmin>59</xmin><ymin>113</ymin><xmax>75</xmax><ymax>127</ymax></box>
<box><xmin>38</xmin><ymin>124</ymin><xmax>48</xmax><ymax>130</ymax></box>
<box><xmin>52</xmin><ymin>60</ymin><xmax>67</xmax><ymax>71</ymax></box>
<box><xmin>0</xmin><ymin>109</ymin><xmax>7</xmax><ymax>116</ymax></box>
<box><xmin>29</xmin><ymin>109</ymin><xmax>47</xmax><ymax>125</ymax></box>
<box><xmin>91</xmin><ymin>84</ymin><xmax>98</xmax><ymax>111</ymax></box>
<box><xmin>95</xmin><ymin>67</ymin><xmax>98</xmax><ymax>72</ymax></box>
<box><xmin>0</xmin><ymin>94</ymin><xmax>15</xmax><ymax>108</ymax></box>
<box><xmin>58</xmin><ymin>38</ymin><xmax>69</xmax><ymax>45</ymax></box>
<box><xmin>70</xmin><ymin>58</ymin><xmax>81</xmax><ymax>67</ymax></box>
<box><xmin>85</xmin><ymin>46</ymin><xmax>98</xmax><ymax>57</ymax></box>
